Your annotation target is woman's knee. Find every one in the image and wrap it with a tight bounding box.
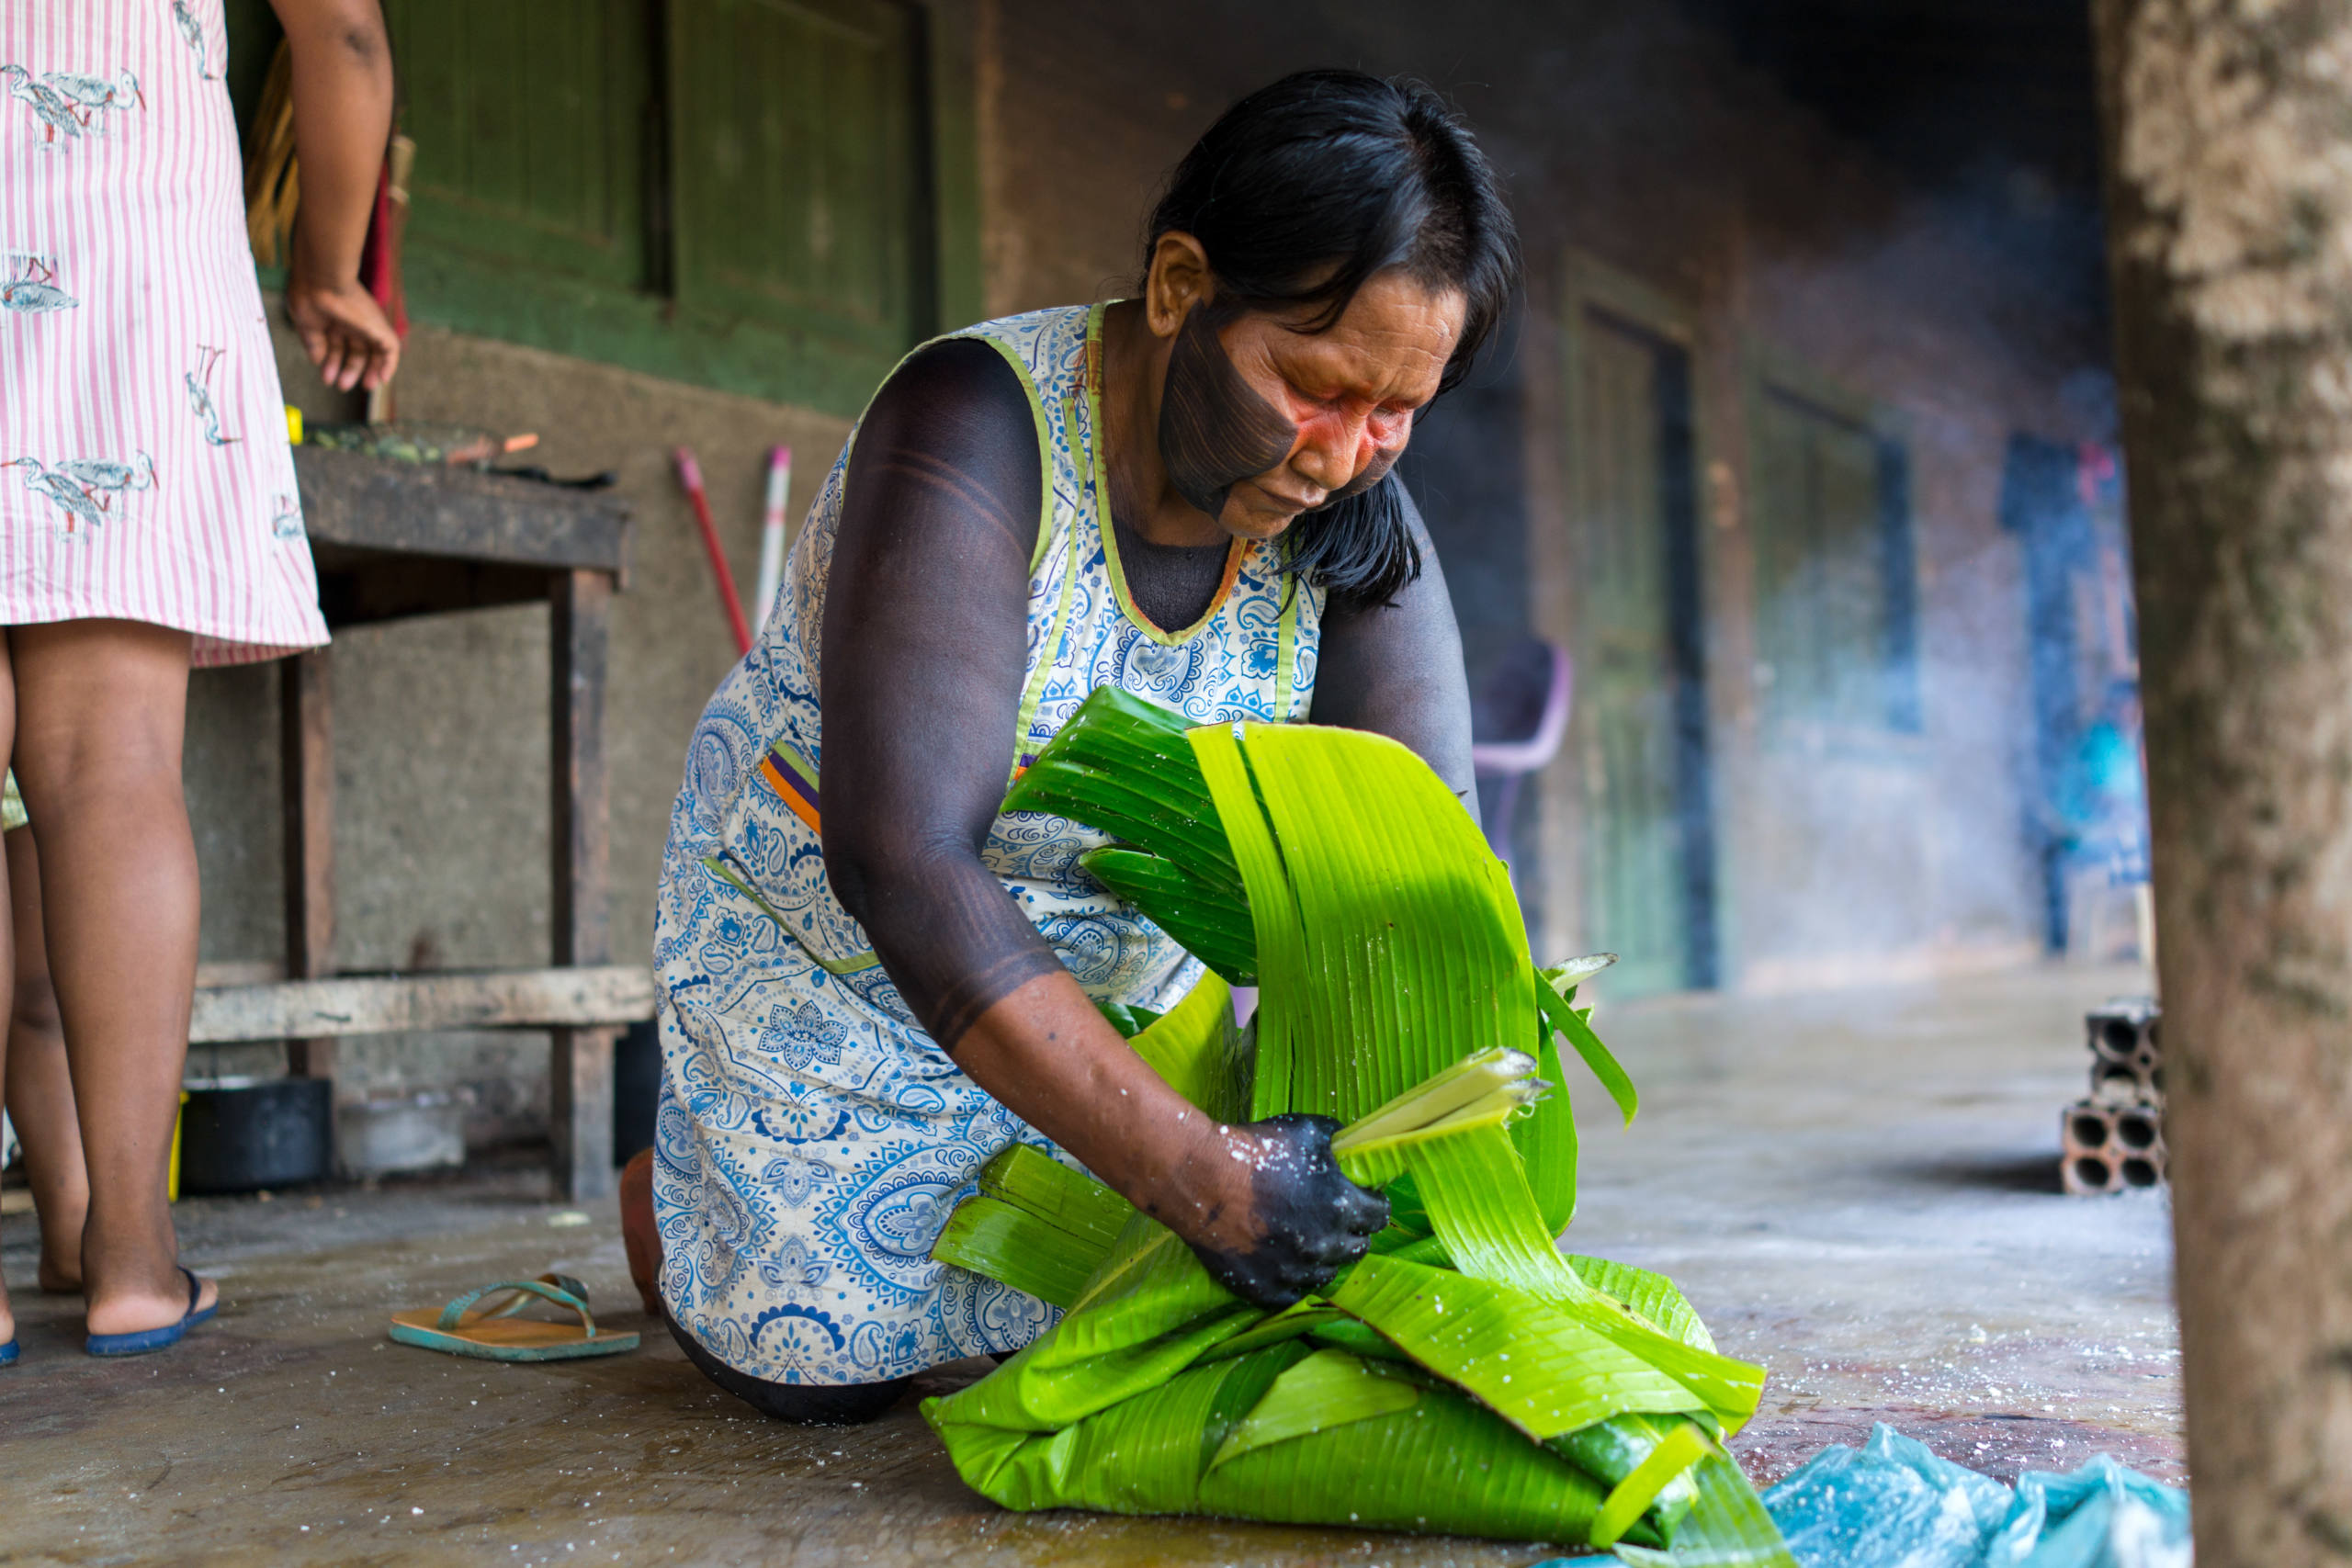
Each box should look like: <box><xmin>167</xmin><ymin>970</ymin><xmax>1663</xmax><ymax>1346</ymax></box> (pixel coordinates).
<box><xmin>8</xmin><ymin>622</ymin><xmax>192</xmax><ymax>792</ymax></box>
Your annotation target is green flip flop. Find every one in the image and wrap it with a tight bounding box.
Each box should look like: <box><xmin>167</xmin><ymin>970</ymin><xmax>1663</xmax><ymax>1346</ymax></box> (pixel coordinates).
<box><xmin>390</xmin><ymin>1273</ymin><xmax>639</xmax><ymax>1362</ymax></box>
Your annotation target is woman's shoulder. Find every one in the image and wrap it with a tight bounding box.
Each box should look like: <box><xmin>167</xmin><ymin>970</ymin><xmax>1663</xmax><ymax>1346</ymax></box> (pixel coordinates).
<box><xmin>865</xmin><ymin>337</ymin><xmax>1036</xmax><ymax>454</ymax></box>
<box><xmin>936</xmin><ymin>304</ymin><xmax>1100</xmax><ymax>394</ymax></box>
<box><xmin>866</xmin><ymin>302</ymin><xmax>1100</xmax><ymax>460</ymax></box>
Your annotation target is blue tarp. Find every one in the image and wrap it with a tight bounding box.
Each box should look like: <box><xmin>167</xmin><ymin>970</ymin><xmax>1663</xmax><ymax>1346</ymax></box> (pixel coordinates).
<box><xmin>1539</xmin><ymin>1425</ymin><xmax>2190</xmax><ymax>1568</ymax></box>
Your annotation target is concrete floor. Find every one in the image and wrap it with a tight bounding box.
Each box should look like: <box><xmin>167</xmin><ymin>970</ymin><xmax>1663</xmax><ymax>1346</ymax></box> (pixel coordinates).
<box><xmin>0</xmin><ymin>962</ymin><xmax>2179</xmax><ymax>1567</ymax></box>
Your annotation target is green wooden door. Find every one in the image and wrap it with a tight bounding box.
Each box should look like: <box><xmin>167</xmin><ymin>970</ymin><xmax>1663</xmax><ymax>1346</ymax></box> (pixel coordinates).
<box><xmin>385</xmin><ymin>0</ymin><xmax>650</xmax><ymax>290</ymax></box>
<box><xmin>1575</xmin><ymin>308</ymin><xmax>1713</xmax><ymax>997</ymax></box>
<box><xmin>668</xmin><ymin>0</ymin><xmax>924</xmax><ymax>356</ymax></box>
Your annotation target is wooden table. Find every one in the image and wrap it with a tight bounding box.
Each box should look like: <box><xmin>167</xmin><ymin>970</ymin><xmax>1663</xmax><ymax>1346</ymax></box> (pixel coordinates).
<box><xmin>189</xmin><ymin>446</ymin><xmax>650</xmax><ymax>1201</ymax></box>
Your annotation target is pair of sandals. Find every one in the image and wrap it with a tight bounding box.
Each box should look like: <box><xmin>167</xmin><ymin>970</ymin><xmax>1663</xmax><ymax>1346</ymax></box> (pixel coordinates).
<box><xmin>0</xmin><ymin>1266</ymin><xmax>219</xmax><ymax>1362</ymax></box>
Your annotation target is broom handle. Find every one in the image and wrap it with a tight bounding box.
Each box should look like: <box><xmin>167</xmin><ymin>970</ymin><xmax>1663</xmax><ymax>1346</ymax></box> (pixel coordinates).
<box><xmin>753</xmin><ymin>445</ymin><xmax>791</xmax><ymax>636</ymax></box>
<box><xmin>675</xmin><ymin>446</ymin><xmax>753</xmax><ymax>657</ymax></box>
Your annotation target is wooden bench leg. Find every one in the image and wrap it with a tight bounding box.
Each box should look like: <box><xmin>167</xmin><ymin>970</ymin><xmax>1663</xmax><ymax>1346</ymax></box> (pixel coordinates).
<box><xmin>281</xmin><ymin>648</ymin><xmax>335</xmax><ymax>1083</ymax></box>
<box><xmin>551</xmin><ymin>570</ymin><xmax>614</xmax><ymax>1200</ymax></box>
<box><xmin>551</xmin><ymin>1026</ymin><xmax>616</xmax><ymax>1200</ymax></box>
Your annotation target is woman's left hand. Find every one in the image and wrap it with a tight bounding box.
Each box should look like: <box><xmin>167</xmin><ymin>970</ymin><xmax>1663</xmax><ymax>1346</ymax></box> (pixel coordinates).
<box><xmin>286</xmin><ymin>272</ymin><xmax>400</xmax><ymax>392</ymax></box>
<box><xmin>1179</xmin><ymin>1113</ymin><xmax>1392</xmax><ymax>1308</ymax></box>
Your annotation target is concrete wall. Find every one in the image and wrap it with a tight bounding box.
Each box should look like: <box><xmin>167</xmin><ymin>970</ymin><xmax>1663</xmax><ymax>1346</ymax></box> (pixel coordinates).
<box><xmin>182</xmin><ymin>0</ymin><xmax>2101</xmax><ymax>1145</ymax></box>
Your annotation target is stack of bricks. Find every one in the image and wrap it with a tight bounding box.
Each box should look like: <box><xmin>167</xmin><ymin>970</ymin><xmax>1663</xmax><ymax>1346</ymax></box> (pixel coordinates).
<box><xmin>2061</xmin><ymin>998</ymin><xmax>2165</xmax><ymax>1195</ymax></box>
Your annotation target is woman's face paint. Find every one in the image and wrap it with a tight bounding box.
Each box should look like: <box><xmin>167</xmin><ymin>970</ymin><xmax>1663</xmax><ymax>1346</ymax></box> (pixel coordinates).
<box><xmin>1157</xmin><ymin>274</ymin><xmax>1465</xmax><ymax>536</ymax></box>
<box><xmin>1158</xmin><ymin>301</ymin><xmax>1297</xmax><ymax>522</ymax></box>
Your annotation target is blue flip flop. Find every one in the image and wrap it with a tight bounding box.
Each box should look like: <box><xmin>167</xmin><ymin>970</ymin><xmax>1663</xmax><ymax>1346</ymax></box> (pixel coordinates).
<box><xmin>0</xmin><ymin>1337</ymin><xmax>17</xmax><ymax>1366</ymax></box>
<box><xmin>85</xmin><ymin>1266</ymin><xmax>215</xmax><ymax>1358</ymax></box>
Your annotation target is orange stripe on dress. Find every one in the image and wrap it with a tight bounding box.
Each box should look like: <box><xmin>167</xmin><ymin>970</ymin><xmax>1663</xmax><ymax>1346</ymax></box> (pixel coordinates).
<box><xmin>761</xmin><ymin>749</ymin><xmax>822</xmax><ymax>835</ymax></box>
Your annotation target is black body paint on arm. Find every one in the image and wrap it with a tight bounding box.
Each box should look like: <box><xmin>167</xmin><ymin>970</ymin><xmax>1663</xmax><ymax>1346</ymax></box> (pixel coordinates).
<box><xmin>820</xmin><ymin>339</ymin><xmax>1067</xmax><ymax>1050</ymax></box>
<box><xmin>1308</xmin><ymin>480</ymin><xmax>1479</xmax><ymax>819</ymax></box>
<box><xmin>1158</xmin><ymin>302</ymin><xmax>1296</xmax><ymax>519</ymax></box>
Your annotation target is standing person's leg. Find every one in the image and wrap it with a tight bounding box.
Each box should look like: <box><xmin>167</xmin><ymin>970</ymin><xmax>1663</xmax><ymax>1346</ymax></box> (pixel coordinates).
<box><xmin>5</xmin><ymin>825</ymin><xmax>90</xmax><ymax>1292</ymax></box>
<box><xmin>8</xmin><ymin>620</ymin><xmax>211</xmax><ymax>1339</ymax></box>
<box><xmin>0</xmin><ymin>657</ymin><xmax>17</xmax><ymax>1351</ymax></box>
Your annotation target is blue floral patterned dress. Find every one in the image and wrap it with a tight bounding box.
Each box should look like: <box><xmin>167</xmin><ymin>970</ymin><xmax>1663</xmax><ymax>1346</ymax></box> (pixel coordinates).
<box><xmin>652</xmin><ymin>304</ymin><xmax>1324</xmax><ymax>1386</ymax></box>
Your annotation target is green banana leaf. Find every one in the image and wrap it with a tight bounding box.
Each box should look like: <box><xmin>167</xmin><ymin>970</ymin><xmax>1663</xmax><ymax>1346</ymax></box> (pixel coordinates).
<box><xmin>1001</xmin><ymin>688</ymin><xmax>1258</xmax><ymax>984</ymax></box>
<box><xmin>921</xmin><ymin>700</ymin><xmax>1793</xmax><ymax>1564</ymax></box>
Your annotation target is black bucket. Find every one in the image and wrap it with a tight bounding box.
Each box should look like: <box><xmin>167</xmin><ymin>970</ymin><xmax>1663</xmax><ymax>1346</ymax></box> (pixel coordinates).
<box><xmin>613</xmin><ymin>1017</ymin><xmax>660</xmax><ymax>1167</ymax></box>
<box><xmin>179</xmin><ymin>1077</ymin><xmax>333</xmax><ymax>1194</ymax></box>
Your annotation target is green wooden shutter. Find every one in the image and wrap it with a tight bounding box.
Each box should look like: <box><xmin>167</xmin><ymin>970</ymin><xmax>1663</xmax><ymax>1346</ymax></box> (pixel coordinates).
<box><xmin>1752</xmin><ymin>386</ymin><xmax>1917</xmax><ymax>733</ymax></box>
<box><xmin>385</xmin><ymin>0</ymin><xmax>650</xmax><ymax>291</ymax></box>
<box><xmin>667</xmin><ymin>0</ymin><xmax>925</xmax><ymax>358</ymax></box>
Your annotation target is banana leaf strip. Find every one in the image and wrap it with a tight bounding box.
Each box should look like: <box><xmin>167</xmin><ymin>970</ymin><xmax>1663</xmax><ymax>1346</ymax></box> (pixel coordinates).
<box><xmin>1002</xmin><ymin>688</ymin><xmax>1259</xmax><ymax>984</ymax></box>
<box><xmin>1537</xmin><ymin>965</ymin><xmax>1641</xmax><ymax>1126</ymax></box>
<box><xmin>1631</xmin><ymin>1453</ymin><xmax>1802</xmax><ymax>1568</ymax></box>
<box><xmin>1588</xmin><ymin>1419</ymin><xmax>1714</xmax><ymax>1546</ymax></box>
<box><xmin>931</xmin><ymin>1195</ymin><xmax>1098</xmax><ymax>1310</ymax></box>
<box><xmin>1124</xmin><ymin>969</ymin><xmax>1250</xmax><ymax>1122</ymax></box>
<box><xmin>1079</xmin><ymin>846</ymin><xmax>1259</xmax><ymax>983</ymax></box>
<box><xmin>1566</xmin><ymin>1257</ymin><xmax>1719</xmax><ymax>1354</ymax></box>
<box><xmin>1207</xmin><ymin>1348</ymin><xmax>1422</xmax><ymax>1470</ymax></box>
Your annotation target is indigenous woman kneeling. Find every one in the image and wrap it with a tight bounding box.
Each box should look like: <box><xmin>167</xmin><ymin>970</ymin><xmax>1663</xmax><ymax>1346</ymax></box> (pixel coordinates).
<box><xmin>623</xmin><ymin>69</ymin><xmax>1521</xmax><ymax>1424</ymax></box>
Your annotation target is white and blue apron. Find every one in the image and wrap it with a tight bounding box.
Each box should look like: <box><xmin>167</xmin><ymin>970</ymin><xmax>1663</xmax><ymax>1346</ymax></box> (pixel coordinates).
<box><xmin>650</xmin><ymin>304</ymin><xmax>1324</xmax><ymax>1385</ymax></box>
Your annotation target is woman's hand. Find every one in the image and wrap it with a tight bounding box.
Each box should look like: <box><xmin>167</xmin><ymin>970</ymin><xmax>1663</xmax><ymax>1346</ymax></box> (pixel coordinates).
<box><xmin>285</xmin><ymin>268</ymin><xmax>399</xmax><ymax>391</ymax></box>
<box><xmin>268</xmin><ymin>0</ymin><xmax>397</xmax><ymax>391</ymax></box>
<box><xmin>1170</xmin><ymin>1112</ymin><xmax>1390</xmax><ymax>1307</ymax></box>
<box><xmin>946</xmin><ymin>973</ymin><xmax>1389</xmax><ymax>1312</ymax></box>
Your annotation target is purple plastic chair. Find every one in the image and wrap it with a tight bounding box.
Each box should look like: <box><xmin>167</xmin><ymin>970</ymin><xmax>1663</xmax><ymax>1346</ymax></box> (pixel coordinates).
<box><xmin>1470</xmin><ymin>639</ymin><xmax>1573</xmax><ymax>886</ymax></box>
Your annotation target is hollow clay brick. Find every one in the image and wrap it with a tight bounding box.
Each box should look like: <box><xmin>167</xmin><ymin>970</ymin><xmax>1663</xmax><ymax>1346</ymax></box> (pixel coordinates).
<box><xmin>2061</xmin><ymin>1096</ymin><xmax>2166</xmax><ymax>1196</ymax></box>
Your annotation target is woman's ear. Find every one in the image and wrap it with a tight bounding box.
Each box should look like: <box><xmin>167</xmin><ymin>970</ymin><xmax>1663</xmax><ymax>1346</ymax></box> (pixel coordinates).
<box><xmin>1144</xmin><ymin>231</ymin><xmax>1215</xmax><ymax>339</ymax></box>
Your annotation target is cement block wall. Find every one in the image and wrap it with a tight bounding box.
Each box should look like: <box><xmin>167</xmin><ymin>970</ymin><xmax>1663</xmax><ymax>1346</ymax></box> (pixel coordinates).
<box><xmin>178</xmin><ymin>0</ymin><xmax>2102</xmax><ymax>1145</ymax></box>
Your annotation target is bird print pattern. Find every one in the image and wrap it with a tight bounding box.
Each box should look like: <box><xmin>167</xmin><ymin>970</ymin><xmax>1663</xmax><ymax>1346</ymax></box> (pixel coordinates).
<box><xmin>44</xmin><ymin>69</ymin><xmax>143</xmax><ymax>118</ymax></box>
<box><xmin>2</xmin><ymin>64</ymin><xmax>87</xmax><ymax>147</ymax></box>
<box><xmin>186</xmin><ymin>344</ymin><xmax>240</xmax><ymax>445</ymax></box>
<box><xmin>1</xmin><ymin>0</ymin><xmax>325</xmax><ymax>666</ymax></box>
<box><xmin>6</xmin><ymin>451</ymin><xmax>155</xmax><ymax>535</ymax></box>
<box><xmin>1</xmin><ymin>254</ymin><xmax>75</xmax><ymax>315</ymax></box>
<box><xmin>168</xmin><ymin>4</ymin><xmax>215</xmax><ymax>81</ymax></box>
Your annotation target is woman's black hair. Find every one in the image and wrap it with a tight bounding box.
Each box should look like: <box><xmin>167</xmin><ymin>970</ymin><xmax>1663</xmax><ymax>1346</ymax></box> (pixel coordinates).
<box><xmin>1145</xmin><ymin>69</ymin><xmax>1522</xmax><ymax>605</ymax></box>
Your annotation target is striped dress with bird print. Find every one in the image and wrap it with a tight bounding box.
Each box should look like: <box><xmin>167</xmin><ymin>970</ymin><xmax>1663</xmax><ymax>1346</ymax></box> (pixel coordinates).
<box><xmin>1</xmin><ymin>0</ymin><xmax>324</xmax><ymax>665</ymax></box>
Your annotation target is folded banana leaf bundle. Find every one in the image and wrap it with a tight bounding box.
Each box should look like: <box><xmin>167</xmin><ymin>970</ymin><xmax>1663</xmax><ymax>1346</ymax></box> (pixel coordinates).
<box><xmin>923</xmin><ymin>690</ymin><xmax>1796</xmax><ymax>1564</ymax></box>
